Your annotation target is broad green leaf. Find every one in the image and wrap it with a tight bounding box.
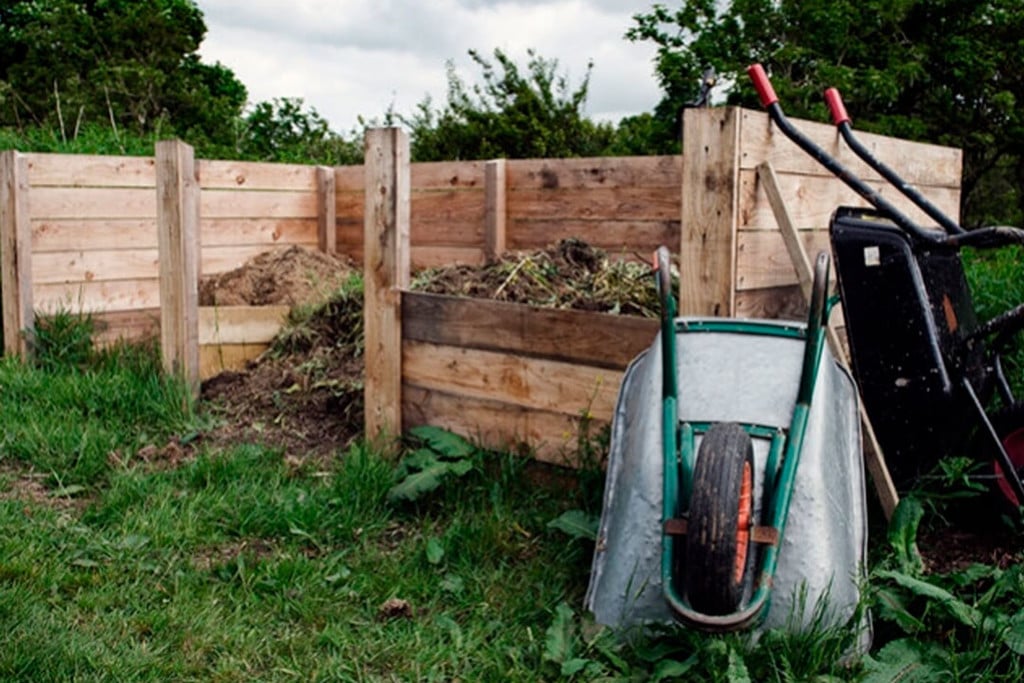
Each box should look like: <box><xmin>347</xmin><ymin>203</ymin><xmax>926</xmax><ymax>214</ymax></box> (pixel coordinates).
<box><xmin>548</xmin><ymin>510</ymin><xmax>599</xmax><ymax>541</ymax></box>
<box><xmin>1004</xmin><ymin>609</ymin><xmax>1024</xmax><ymax>655</ymax></box>
<box><xmin>652</xmin><ymin>657</ymin><xmax>696</xmax><ymax>681</ymax></box>
<box><xmin>426</xmin><ymin>537</ymin><xmax>444</xmax><ymax>565</ymax></box>
<box><xmin>887</xmin><ymin>497</ymin><xmax>924</xmax><ymax>575</ymax></box>
<box><xmin>877</xmin><ymin>570</ymin><xmax>982</xmax><ymax>628</ymax></box>
<box><xmin>561</xmin><ymin>658</ymin><xmax>589</xmax><ymax>677</ymax></box>
<box><xmin>387</xmin><ymin>461</ymin><xmax>450</xmax><ymax>502</ymax></box>
<box><xmin>440</xmin><ymin>573</ymin><xmax>464</xmax><ymax>594</ymax></box>
<box><xmin>393</xmin><ymin>448</ymin><xmax>439</xmax><ymax>479</ymax></box>
<box><xmin>544</xmin><ymin>602</ymin><xmax>576</xmax><ymax>664</ymax></box>
<box><xmin>861</xmin><ymin>638</ymin><xmax>948</xmax><ymax>683</ymax></box>
<box><xmin>409</xmin><ymin>425</ymin><xmax>474</xmax><ymax>458</ymax></box>
<box><xmin>873</xmin><ymin>585</ymin><xmax>925</xmax><ymax>633</ymax></box>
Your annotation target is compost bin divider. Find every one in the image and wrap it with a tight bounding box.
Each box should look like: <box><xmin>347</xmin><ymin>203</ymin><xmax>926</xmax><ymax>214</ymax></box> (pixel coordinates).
<box><xmin>0</xmin><ymin>150</ymin><xmax>33</xmax><ymax>356</ymax></box>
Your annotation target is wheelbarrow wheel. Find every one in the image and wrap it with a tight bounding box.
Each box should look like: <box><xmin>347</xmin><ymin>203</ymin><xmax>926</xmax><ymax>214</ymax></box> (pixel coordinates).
<box><xmin>990</xmin><ymin>401</ymin><xmax>1024</xmax><ymax>509</ymax></box>
<box><xmin>685</xmin><ymin>422</ymin><xmax>755</xmax><ymax>616</ymax></box>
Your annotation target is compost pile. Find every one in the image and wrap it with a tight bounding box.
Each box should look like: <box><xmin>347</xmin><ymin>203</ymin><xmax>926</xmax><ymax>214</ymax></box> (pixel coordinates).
<box><xmin>197</xmin><ymin>239</ymin><xmax>662</xmax><ymax>464</ymax></box>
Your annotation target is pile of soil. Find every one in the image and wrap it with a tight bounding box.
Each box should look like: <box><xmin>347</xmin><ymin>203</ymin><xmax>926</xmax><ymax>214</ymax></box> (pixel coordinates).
<box><xmin>198</xmin><ymin>245</ymin><xmax>357</xmax><ymax>307</ymax></box>
<box><xmin>198</xmin><ymin>246</ymin><xmax>364</xmax><ymax>463</ymax></box>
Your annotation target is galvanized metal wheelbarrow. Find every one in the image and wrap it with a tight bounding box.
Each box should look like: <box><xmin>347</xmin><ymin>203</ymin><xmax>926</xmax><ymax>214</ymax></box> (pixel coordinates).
<box><xmin>586</xmin><ymin>247</ymin><xmax>869</xmax><ymax>640</ymax></box>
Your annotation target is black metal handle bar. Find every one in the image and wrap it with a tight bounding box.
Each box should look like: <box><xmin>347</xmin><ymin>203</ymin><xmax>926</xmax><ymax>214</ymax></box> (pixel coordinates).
<box><xmin>824</xmin><ymin>88</ymin><xmax>966</xmax><ymax>236</ymax></box>
<box><xmin>746</xmin><ymin>64</ymin><xmax>947</xmax><ymax>246</ymax></box>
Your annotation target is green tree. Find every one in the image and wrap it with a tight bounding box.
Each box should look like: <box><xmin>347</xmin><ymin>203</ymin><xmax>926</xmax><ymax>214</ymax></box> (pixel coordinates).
<box><xmin>0</xmin><ymin>0</ymin><xmax>246</xmax><ymax>151</ymax></box>
<box><xmin>404</xmin><ymin>48</ymin><xmax>616</xmax><ymax>161</ymax></box>
<box><xmin>237</xmin><ymin>98</ymin><xmax>361</xmax><ymax>165</ymax></box>
<box><xmin>628</xmin><ymin>0</ymin><xmax>1024</xmax><ymax>226</ymax></box>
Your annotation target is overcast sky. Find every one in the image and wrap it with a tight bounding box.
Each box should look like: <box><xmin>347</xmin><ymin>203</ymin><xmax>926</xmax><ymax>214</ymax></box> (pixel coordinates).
<box><xmin>195</xmin><ymin>0</ymin><xmax>664</xmax><ymax>134</ymax></box>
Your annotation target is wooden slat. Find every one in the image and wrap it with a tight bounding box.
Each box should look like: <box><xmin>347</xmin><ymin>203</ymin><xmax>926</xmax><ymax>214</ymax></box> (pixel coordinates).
<box><xmin>32</xmin><ymin>248</ymin><xmax>160</xmax><ymax>284</ymax></box>
<box><xmin>363</xmin><ymin>128</ymin><xmax>410</xmax><ymax>439</ymax></box>
<box><xmin>507</xmin><ymin>186</ymin><xmax>679</xmax><ymax>221</ymax></box>
<box><xmin>738</xmin><ymin>109</ymin><xmax>963</xmax><ymax>187</ymax></box>
<box><xmin>199</xmin><ymin>243</ymin><xmax>318</xmax><ymax>277</ymax></box>
<box><xmin>33</xmin><ymin>219</ymin><xmax>158</xmax><ymax>252</ymax></box>
<box><xmin>199</xmin><ymin>159</ymin><xmax>317</xmax><ymax>191</ymax></box>
<box><xmin>200</xmin><ymin>343</ymin><xmax>271</xmax><ymax>380</ymax></box>
<box><xmin>507</xmin><ymin>219</ymin><xmax>677</xmax><ymax>255</ymax></box>
<box><xmin>736</xmin><ymin>230</ymin><xmax>833</xmax><ymax>291</ymax></box>
<box><xmin>402</xmin><ymin>292</ymin><xmax>657</xmax><ymax>369</ymax></box>
<box><xmin>411</xmin><ymin>246</ymin><xmax>485</xmax><ymax>270</ymax></box>
<box><xmin>734</xmin><ymin>286</ymin><xmax>808</xmax><ymax>321</ymax></box>
<box><xmin>91</xmin><ymin>308</ymin><xmax>160</xmax><ymax>345</ymax></box>
<box><xmin>680</xmin><ymin>107</ymin><xmax>741</xmax><ymax>316</ymax></box>
<box><xmin>334</xmin><ymin>165</ymin><xmax>364</xmax><ymax>190</ymax></box>
<box><xmin>738</xmin><ymin>168</ymin><xmax>961</xmax><ymax>231</ymax></box>
<box><xmin>403</xmin><ymin>339</ymin><xmax>623</xmax><ymax>418</ymax></box>
<box><xmin>30</xmin><ymin>186</ymin><xmax>156</xmax><ymax>219</ymax></box>
<box><xmin>34</xmin><ymin>278</ymin><xmax>160</xmax><ymax>313</ymax></box>
<box><xmin>201</xmin><ymin>189</ymin><xmax>317</xmax><ymax>219</ymax></box>
<box><xmin>27</xmin><ymin>153</ymin><xmax>156</xmax><ymax>188</ymax></box>
<box><xmin>411</xmin><ymin>160</ymin><xmax>486</xmax><ymax>190</ymax></box>
<box><xmin>507</xmin><ymin>156</ymin><xmax>682</xmax><ymax>190</ymax></box>
<box><xmin>198</xmin><ymin>305</ymin><xmax>289</xmax><ymax>345</ymax></box>
<box><xmin>1</xmin><ymin>150</ymin><xmax>34</xmax><ymax>355</ymax></box>
<box><xmin>199</xmin><ymin>218</ymin><xmax>317</xmax><ymax>247</ymax></box>
<box><xmin>403</xmin><ymin>385</ymin><xmax>605</xmax><ymax>466</ymax></box>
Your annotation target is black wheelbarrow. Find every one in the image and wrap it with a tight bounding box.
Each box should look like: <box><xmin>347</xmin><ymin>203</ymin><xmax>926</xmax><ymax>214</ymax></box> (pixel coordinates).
<box><xmin>748</xmin><ymin>64</ymin><xmax>1024</xmax><ymax>509</ymax></box>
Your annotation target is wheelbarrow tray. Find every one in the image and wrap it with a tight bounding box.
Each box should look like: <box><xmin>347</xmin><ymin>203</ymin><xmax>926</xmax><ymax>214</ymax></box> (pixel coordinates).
<box><xmin>585</xmin><ymin>319</ymin><xmax>869</xmax><ymax>643</ymax></box>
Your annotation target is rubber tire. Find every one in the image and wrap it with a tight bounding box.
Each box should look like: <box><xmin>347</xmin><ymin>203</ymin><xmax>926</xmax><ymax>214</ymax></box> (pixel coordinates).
<box><xmin>684</xmin><ymin>422</ymin><xmax>756</xmax><ymax>616</ymax></box>
<box><xmin>989</xmin><ymin>401</ymin><xmax>1024</xmax><ymax>509</ymax></box>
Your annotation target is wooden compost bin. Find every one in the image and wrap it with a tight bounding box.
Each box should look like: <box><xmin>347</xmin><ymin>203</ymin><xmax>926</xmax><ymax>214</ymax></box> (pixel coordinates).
<box><xmin>362</xmin><ymin>109</ymin><xmax>962</xmax><ymax>464</ymax></box>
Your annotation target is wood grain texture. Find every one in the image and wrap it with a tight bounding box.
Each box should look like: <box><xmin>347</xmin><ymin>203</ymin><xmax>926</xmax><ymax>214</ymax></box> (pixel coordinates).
<box><xmin>317</xmin><ymin>166</ymin><xmax>336</xmax><ymax>254</ymax></box>
<box><xmin>27</xmin><ymin>153</ymin><xmax>156</xmax><ymax>188</ymax></box>
<box><xmin>32</xmin><ymin>219</ymin><xmax>158</xmax><ymax>252</ymax></box>
<box><xmin>402</xmin><ymin>292</ymin><xmax>656</xmax><ymax>369</ymax></box>
<box><xmin>198</xmin><ymin>305</ymin><xmax>289</xmax><ymax>345</ymax></box>
<box><xmin>1</xmin><ymin>151</ymin><xmax>34</xmax><ymax>355</ymax></box>
<box><xmin>199</xmin><ymin>159</ymin><xmax>317</xmax><ymax>191</ymax></box>
<box><xmin>484</xmin><ymin>159</ymin><xmax>507</xmax><ymax>261</ymax></box>
<box><xmin>680</xmin><ymin>106</ymin><xmax>741</xmax><ymax>316</ymax></box>
<box><xmin>506</xmin><ymin>155</ymin><xmax>681</xmax><ymax>190</ymax></box>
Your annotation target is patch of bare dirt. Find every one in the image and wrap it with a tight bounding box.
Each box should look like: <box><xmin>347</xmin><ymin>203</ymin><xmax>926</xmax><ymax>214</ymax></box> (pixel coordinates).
<box><xmin>0</xmin><ymin>463</ymin><xmax>91</xmax><ymax>512</ymax></box>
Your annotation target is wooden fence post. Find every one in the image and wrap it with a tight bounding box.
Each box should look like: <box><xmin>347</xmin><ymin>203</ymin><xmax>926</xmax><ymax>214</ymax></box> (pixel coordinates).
<box><xmin>364</xmin><ymin>128</ymin><xmax>410</xmax><ymax>440</ymax></box>
<box><xmin>0</xmin><ymin>150</ymin><xmax>33</xmax><ymax>357</ymax></box>
<box><xmin>680</xmin><ymin>107</ymin><xmax>741</xmax><ymax>316</ymax></box>
<box><xmin>317</xmin><ymin>165</ymin><xmax>336</xmax><ymax>254</ymax></box>
<box><xmin>484</xmin><ymin>158</ymin><xmax>507</xmax><ymax>262</ymax></box>
<box><xmin>156</xmin><ymin>139</ymin><xmax>200</xmax><ymax>398</ymax></box>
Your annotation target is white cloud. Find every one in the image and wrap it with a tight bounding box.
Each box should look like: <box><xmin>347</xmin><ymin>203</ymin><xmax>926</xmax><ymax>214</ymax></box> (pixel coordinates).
<box><xmin>196</xmin><ymin>0</ymin><xmax>662</xmax><ymax>133</ymax></box>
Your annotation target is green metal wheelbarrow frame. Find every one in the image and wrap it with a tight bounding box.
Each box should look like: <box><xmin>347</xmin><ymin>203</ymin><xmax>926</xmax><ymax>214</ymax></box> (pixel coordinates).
<box><xmin>654</xmin><ymin>246</ymin><xmax>834</xmax><ymax>631</ymax></box>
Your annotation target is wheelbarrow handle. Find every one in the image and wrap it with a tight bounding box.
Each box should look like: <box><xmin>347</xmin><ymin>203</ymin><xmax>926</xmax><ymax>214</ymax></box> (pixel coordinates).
<box><xmin>823</xmin><ymin>87</ymin><xmax>964</xmax><ymax>236</ymax></box>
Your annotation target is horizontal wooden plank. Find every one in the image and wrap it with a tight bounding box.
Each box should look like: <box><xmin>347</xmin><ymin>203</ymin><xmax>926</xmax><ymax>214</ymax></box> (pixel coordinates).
<box><xmin>34</xmin><ymin>278</ymin><xmax>160</xmax><ymax>313</ymax></box>
<box><xmin>402</xmin><ymin>292</ymin><xmax>657</xmax><ymax>369</ymax></box>
<box><xmin>199</xmin><ymin>343</ymin><xmax>270</xmax><ymax>381</ymax></box>
<box><xmin>507</xmin><ymin>219</ymin><xmax>678</xmax><ymax>255</ymax></box>
<box><xmin>200</xmin><ymin>217</ymin><xmax>317</xmax><ymax>247</ymax></box>
<box><xmin>91</xmin><ymin>308</ymin><xmax>161</xmax><ymax>345</ymax></box>
<box><xmin>403</xmin><ymin>385</ymin><xmax>605</xmax><ymax>466</ymax></box>
<box><xmin>409</xmin><ymin>217</ymin><xmax>484</xmax><ymax>247</ymax></box>
<box><xmin>739</xmin><ymin>168</ymin><xmax>961</xmax><ymax>232</ymax></box>
<box><xmin>199</xmin><ymin>159</ymin><xmax>317</xmax><ymax>191</ymax></box>
<box><xmin>198</xmin><ymin>305</ymin><xmax>289</xmax><ymax>344</ymax></box>
<box><xmin>199</xmin><ymin>243</ymin><xmax>318</xmax><ymax>276</ymax></box>
<box><xmin>30</xmin><ymin>187</ymin><xmax>156</xmax><ymax>219</ymax></box>
<box><xmin>27</xmin><ymin>153</ymin><xmax>156</xmax><ymax>188</ymax></box>
<box><xmin>508</xmin><ymin>186</ymin><xmax>679</xmax><ymax>221</ymax></box>
<box><xmin>411</xmin><ymin>190</ymin><xmax>485</xmax><ymax>230</ymax></box>
<box><xmin>33</xmin><ymin>248</ymin><xmax>160</xmax><ymax>285</ymax></box>
<box><xmin>738</xmin><ymin>108</ymin><xmax>962</xmax><ymax>187</ymax></box>
<box><xmin>734</xmin><ymin>285</ymin><xmax>807</xmax><ymax>321</ymax></box>
<box><xmin>507</xmin><ymin>155</ymin><xmax>681</xmax><ymax>190</ymax></box>
<box><xmin>411</xmin><ymin>160</ymin><xmax>486</xmax><ymax>190</ymax></box>
<box><xmin>736</xmin><ymin>229</ymin><xmax>833</xmax><ymax>291</ymax></box>
<box><xmin>200</xmin><ymin>189</ymin><xmax>318</xmax><ymax>219</ymax></box>
<box><xmin>402</xmin><ymin>339</ymin><xmax>624</xmax><ymax>417</ymax></box>
<box><xmin>334</xmin><ymin>165</ymin><xmax>364</xmax><ymax>191</ymax></box>
<box><xmin>32</xmin><ymin>219</ymin><xmax>158</xmax><ymax>252</ymax></box>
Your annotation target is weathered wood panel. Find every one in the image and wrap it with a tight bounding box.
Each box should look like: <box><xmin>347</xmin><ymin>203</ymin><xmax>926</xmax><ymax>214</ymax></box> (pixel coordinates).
<box><xmin>506</xmin><ymin>156</ymin><xmax>681</xmax><ymax>190</ymax></box>
<box><xmin>33</xmin><ymin>219</ymin><xmax>158</xmax><ymax>252</ymax></box>
<box><xmin>507</xmin><ymin>187</ymin><xmax>679</xmax><ymax>221</ymax></box>
<box><xmin>198</xmin><ymin>305</ymin><xmax>289</xmax><ymax>345</ymax></box>
<box><xmin>403</xmin><ymin>385</ymin><xmax>600</xmax><ymax>465</ymax></box>
<box><xmin>199</xmin><ymin>343</ymin><xmax>271</xmax><ymax>380</ymax></box>
<box><xmin>91</xmin><ymin>308</ymin><xmax>161</xmax><ymax>345</ymax></box>
<box><xmin>199</xmin><ymin>159</ymin><xmax>317</xmax><ymax>191</ymax></box>
<box><xmin>738</xmin><ymin>109</ymin><xmax>962</xmax><ymax>186</ymax></box>
<box><xmin>506</xmin><ymin>219</ymin><xmax>677</xmax><ymax>255</ymax></box>
<box><xmin>199</xmin><ymin>217</ymin><xmax>317</xmax><ymax>247</ymax></box>
<box><xmin>34</xmin><ymin>278</ymin><xmax>160</xmax><ymax>313</ymax></box>
<box><xmin>403</xmin><ymin>292</ymin><xmax>656</xmax><ymax>369</ymax></box>
<box><xmin>27</xmin><ymin>153</ymin><xmax>157</xmax><ymax>188</ymax></box>
<box><xmin>736</xmin><ymin>230</ymin><xmax>834</xmax><ymax>291</ymax></box>
<box><xmin>201</xmin><ymin>189</ymin><xmax>318</xmax><ymax>219</ymax></box>
<box><xmin>32</xmin><ymin>248</ymin><xmax>160</xmax><ymax>284</ymax></box>
<box><xmin>30</xmin><ymin>187</ymin><xmax>157</xmax><ymax>219</ymax></box>
<box><xmin>402</xmin><ymin>340</ymin><xmax>624</xmax><ymax>418</ymax></box>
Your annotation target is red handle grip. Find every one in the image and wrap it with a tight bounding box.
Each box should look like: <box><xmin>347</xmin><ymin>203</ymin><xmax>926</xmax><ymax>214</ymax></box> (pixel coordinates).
<box><xmin>747</xmin><ymin>64</ymin><xmax>778</xmax><ymax>107</ymax></box>
<box><xmin>824</xmin><ymin>88</ymin><xmax>851</xmax><ymax>125</ymax></box>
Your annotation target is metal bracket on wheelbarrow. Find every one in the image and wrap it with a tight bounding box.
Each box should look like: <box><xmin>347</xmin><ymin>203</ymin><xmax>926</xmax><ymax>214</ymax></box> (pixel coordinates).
<box><xmin>654</xmin><ymin>246</ymin><xmax>833</xmax><ymax>631</ymax></box>
<box><xmin>747</xmin><ymin>63</ymin><xmax>1024</xmax><ymax>506</ymax></box>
